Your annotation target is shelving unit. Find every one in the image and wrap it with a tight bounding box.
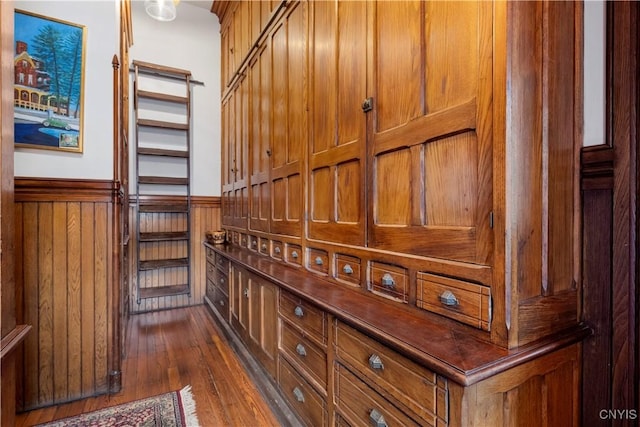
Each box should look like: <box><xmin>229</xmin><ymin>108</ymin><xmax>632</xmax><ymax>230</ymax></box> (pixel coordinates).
<box><xmin>132</xmin><ymin>60</ymin><xmax>192</xmax><ymax>304</ymax></box>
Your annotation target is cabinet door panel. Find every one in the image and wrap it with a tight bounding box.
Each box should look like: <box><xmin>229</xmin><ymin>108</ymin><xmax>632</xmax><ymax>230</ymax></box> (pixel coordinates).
<box><xmin>308</xmin><ymin>0</ymin><xmax>366</xmax><ymax>245</ymax></box>
<box><xmin>270</xmin><ymin>2</ymin><xmax>306</xmax><ymax>237</ymax></box>
<box><xmin>368</xmin><ymin>0</ymin><xmax>492</xmax><ymax>264</ymax></box>
<box><xmin>231</xmin><ymin>75</ymin><xmax>249</xmax><ymax>229</ymax></box>
<box><xmin>249</xmin><ymin>45</ymin><xmax>271</xmax><ymax>232</ymax></box>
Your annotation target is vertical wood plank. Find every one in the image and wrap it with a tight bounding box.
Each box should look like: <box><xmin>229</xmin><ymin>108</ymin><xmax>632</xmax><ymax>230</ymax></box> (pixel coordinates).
<box><xmin>93</xmin><ymin>203</ymin><xmax>108</xmax><ymax>391</ymax></box>
<box><xmin>38</xmin><ymin>202</ymin><xmax>54</xmax><ymax>406</ymax></box>
<box><xmin>67</xmin><ymin>202</ymin><xmax>82</xmax><ymax>400</ymax></box>
<box><xmin>52</xmin><ymin>202</ymin><xmax>68</xmax><ymax>403</ymax></box>
<box><xmin>81</xmin><ymin>203</ymin><xmax>96</xmax><ymax>397</ymax></box>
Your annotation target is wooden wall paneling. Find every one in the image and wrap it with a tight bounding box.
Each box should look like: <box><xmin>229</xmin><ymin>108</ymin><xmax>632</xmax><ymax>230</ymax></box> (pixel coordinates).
<box><xmin>15</xmin><ymin>180</ymin><xmax>116</xmax><ymax>410</ymax></box>
<box><xmin>581</xmin><ymin>162</ymin><xmax>614</xmax><ymax>421</ymax></box>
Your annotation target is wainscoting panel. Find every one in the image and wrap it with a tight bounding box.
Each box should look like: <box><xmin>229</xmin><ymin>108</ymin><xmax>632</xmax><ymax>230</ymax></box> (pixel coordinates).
<box><xmin>128</xmin><ymin>196</ymin><xmax>221</xmax><ymax>313</ymax></box>
<box><xmin>15</xmin><ymin>179</ymin><xmax>116</xmax><ymax>411</ymax></box>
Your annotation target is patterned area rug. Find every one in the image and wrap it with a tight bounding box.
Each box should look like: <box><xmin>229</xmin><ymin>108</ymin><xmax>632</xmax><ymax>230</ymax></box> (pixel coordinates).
<box><xmin>35</xmin><ymin>385</ymin><xmax>200</xmax><ymax>427</ymax></box>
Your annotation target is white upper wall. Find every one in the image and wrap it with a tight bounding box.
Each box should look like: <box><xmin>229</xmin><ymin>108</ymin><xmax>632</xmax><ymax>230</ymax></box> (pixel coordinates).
<box><xmin>14</xmin><ymin>0</ymin><xmax>118</xmax><ymax>179</ymax></box>
<box><xmin>13</xmin><ymin>0</ymin><xmax>221</xmax><ymax>196</ymax></box>
<box><xmin>129</xmin><ymin>0</ymin><xmax>220</xmax><ymax>196</ymax></box>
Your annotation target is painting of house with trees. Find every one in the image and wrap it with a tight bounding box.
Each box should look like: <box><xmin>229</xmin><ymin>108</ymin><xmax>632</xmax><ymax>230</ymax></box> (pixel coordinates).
<box><xmin>14</xmin><ymin>10</ymin><xmax>86</xmax><ymax>152</ymax></box>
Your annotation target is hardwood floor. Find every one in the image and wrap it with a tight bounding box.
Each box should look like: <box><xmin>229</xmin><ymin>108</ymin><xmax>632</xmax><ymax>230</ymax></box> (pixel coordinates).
<box><xmin>15</xmin><ymin>305</ymin><xmax>283</xmax><ymax>426</ymax></box>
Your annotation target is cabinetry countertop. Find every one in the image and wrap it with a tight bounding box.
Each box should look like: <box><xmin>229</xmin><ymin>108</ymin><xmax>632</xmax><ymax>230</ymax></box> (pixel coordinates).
<box><xmin>206</xmin><ymin>243</ymin><xmax>590</xmax><ymax>386</ymax></box>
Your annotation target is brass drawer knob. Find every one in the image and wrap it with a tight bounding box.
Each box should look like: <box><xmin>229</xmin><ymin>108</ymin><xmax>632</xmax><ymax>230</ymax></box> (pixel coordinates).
<box><xmin>294</xmin><ymin>306</ymin><xmax>304</xmax><ymax>317</ymax></box>
<box><xmin>291</xmin><ymin>250</ymin><xmax>299</xmax><ymax>259</ymax></box>
<box><xmin>369</xmin><ymin>409</ymin><xmax>388</xmax><ymax>427</ymax></box>
<box><xmin>261</xmin><ymin>243</ymin><xmax>267</xmax><ymax>251</ymax></box>
<box><xmin>219</xmin><ymin>299</ymin><xmax>225</xmax><ymax>306</ymax></box>
<box><xmin>381</xmin><ymin>273</ymin><xmax>395</xmax><ymax>288</ymax></box>
<box><xmin>274</xmin><ymin>247</ymin><xmax>281</xmax><ymax>254</ymax></box>
<box><xmin>368</xmin><ymin>354</ymin><xmax>384</xmax><ymax>370</ymax></box>
<box><xmin>315</xmin><ymin>256</ymin><xmax>323</xmax><ymax>266</ymax></box>
<box><xmin>342</xmin><ymin>264</ymin><xmax>353</xmax><ymax>274</ymax></box>
<box><xmin>295</xmin><ymin>343</ymin><xmax>307</xmax><ymax>357</ymax></box>
<box><xmin>292</xmin><ymin>386</ymin><xmax>305</xmax><ymax>403</ymax></box>
<box><xmin>243</xmin><ymin>288</ymin><xmax>249</xmax><ymax>298</ymax></box>
<box><xmin>439</xmin><ymin>290</ymin><xmax>459</xmax><ymax>306</ymax></box>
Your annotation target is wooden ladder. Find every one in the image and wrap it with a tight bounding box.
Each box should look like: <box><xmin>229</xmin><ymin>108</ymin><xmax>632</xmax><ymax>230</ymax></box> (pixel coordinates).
<box><xmin>132</xmin><ymin>60</ymin><xmax>192</xmax><ymax>304</ymax></box>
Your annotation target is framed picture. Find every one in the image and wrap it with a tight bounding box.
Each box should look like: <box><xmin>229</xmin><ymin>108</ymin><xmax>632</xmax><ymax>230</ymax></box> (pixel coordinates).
<box><xmin>14</xmin><ymin>10</ymin><xmax>86</xmax><ymax>153</ymax></box>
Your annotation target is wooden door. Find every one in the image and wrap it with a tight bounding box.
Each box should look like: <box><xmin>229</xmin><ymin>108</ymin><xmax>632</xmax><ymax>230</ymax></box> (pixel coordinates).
<box><xmin>248</xmin><ymin>273</ymin><xmax>277</xmax><ymax>378</ymax></box>
<box><xmin>221</xmin><ymin>95</ymin><xmax>234</xmax><ymax>226</ymax></box>
<box><xmin>269</xmin><ymin>1</ymin><xmax>307</xmax><ymax>238</ymax></box>
<box><xmin>232</xmin><ymin>73</ymin><xmax>249</xmax><ymax>229</ymax></box>
<box><xmin>0</xmin><ymin>1</ymin><xmax>18</xmax><ymax>424</ymax></box>
<box><xmin>307</xmin><ymin>0</ymin><xmax>367</xmax><ymax>246</ymax></box>
<box><xmin>366</xmin><ymin>1</ymin><xmax>493</xmax><ymax>264</ymax></box>
<box><xmin>249</xmin><ymin>44</ymin><xmax>271</xmax><ymax>233</ymax></box>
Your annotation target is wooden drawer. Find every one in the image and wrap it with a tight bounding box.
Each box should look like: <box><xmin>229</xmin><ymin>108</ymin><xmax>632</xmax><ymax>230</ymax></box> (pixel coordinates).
<box><xmin>215</xmin><ymin>269</ymin><xmax>229</xmax><ymax>296</ymax></box>
<box><xmin>286</xmin><ymin>244</ymin><xmax>303</xmax><ymax>267</ymax></box>
<box><xmin>248</xmin><ymin>235</ymin><xmax>259</xmax><ymax>251</ymax></box>
<box><xmin>205</xmin><ymin>245</ymin><xmax>215</xmax><ymax>262</ymax></box>
<box><xmin>215</xmin><ymin>253</ymin><xmax>229</xmax><ymax>273</ymax></box>
<box><xmin>280</xmin><ymin>319</ymin><xmax>327</xmax><ymax>389</ymax></box>
<box><xmin>335</xmin><ymin>254</ymin><xmax>361</xmax><ymax>286</ymax></box>
<box><xmin>279</xmin><ymin>358</ymin><xmax>328</xmax><ymax>427</ymax></box>
<box><xmin>272</xmin><ymin>240</ymin><xmax>283</xmax><ymax>260</ymax></box>
<box><xmin>335</xmin><ymin>321</ymin><xmax>446</xmax><ymax>425</ymax></box>
<box><xmin>369</xmin><ymin>262</ymin><xmax>408</xmax><ymax>303</ymax></box>
<box><xmin>206</xmin><ymin>278</ymin><xmax>216</xmax><ymax>301</ymax></box>
<box><xmin>210</xmin><ymin>285</ymin><xmax>229</xmax><ymax>321</ymax></box>
<box><xmin>259</xmin><ymin>237</ymin><xmax>270</xmax><ymax>255</ymax></box>
<box><xmin>206</xmin><ymin>260</ymin><xmax>216</xmax><ymax>279</ymax></box>
<box><xmin>279</xmin><ymin>291</ymin><xmax>327</xmax><ymax>345</ymax></box>
<box><xmin>334</xmin><ymin>363</ymin><xmax>423</xmax><ymax>427</ymax></box>
<box><xmin>417</xmin><ymin>272</ymin><xmax>491</xmax><ymax>331</ymax></box>
<box><xmin>308</xmin><ymin>248</ymin><xmax>329</xmax><ymax>275</ymax></box>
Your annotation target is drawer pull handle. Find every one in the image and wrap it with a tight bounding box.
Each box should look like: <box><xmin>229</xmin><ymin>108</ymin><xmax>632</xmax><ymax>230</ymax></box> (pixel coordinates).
<box><xmin>294</xmin><ymin>306</ymin><xmax>304</xmax><ymax>317</ymax></box>
<box><xmin>243</xmin><ymin>288</ymin><xmax>249</xmax><ymax>298</ymax></box>
<box><xmin>274</xmin><ymin>247</ymin><xmax>281</xmax><ymax>254</ymax></box>
<box><xmin>368</xmin><ymin>354</ymin><xmax>384</xmax><ymax>370</ymax></box>
<box><xmin>261</xmin><ymin>243</ymin><xmax>267</xmax><ymax>251</ymax></box>
<box><xmin>369</xmin><ymin>409</ymin><xmax>388</xmax><ymax>427</ymax></box>
<box><xmin>343</xmin><ymin>264</ymin><xmax>353</xmax><ymax>274</ymax></box>
<box><xmin>439</xmin><ymin>290</ymin><xmax>459</xmax><ymax>306</ymax></box>
<box><xmin>252</xmin><ymin>240</ymin><xmax>257</xmax><ymax>247</ymax></box>
<box><xmin>291</xmin><ymin>250</ymin><xmax>299</xmax><ymax>259</ymax></box>
<box><xmin>220</xmin><ymin>278</ymin><xmax>225</xmax><ymax>284</ymax></box>
<box><xmin>219</xmin><ymin>299</ymin><xmax>225</xmax><ymax>306</ymax></box>
<box><xmin>292</xmin><ymin>386</ymin><xmax>305</xmax><ymax>403</ymax></box>
<box><xmin>315</xmin><ymin>256</ymin><xmax>323</xmax><ymax>266</ymax></box>
<box><xmin>381</xmin><ymin>273</ymin><xmax>395</xmax><ymax>288</ymax></box>
<box><xmin>295</xmin><ymin>343</ymin><xmax>307</xmax><ymax>357</ymax></box>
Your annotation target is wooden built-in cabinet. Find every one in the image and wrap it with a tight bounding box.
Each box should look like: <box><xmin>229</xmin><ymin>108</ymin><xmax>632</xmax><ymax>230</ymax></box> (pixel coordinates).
<box><xmin>205</xmin><ymin>244</ymin><xmax>586</xmax><ymax>426</ymax></box>
<box><xmin>210</xmin><ymin>0</ymin><xmax>586</xmax><ymax>425</ymax></box>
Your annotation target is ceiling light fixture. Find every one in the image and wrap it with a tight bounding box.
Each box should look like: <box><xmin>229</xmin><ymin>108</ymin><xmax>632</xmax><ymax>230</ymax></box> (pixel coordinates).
<box><xmin>144</xmin><ymin>0</ymin><xmax>179</xmax><ymax>22</ymax></box>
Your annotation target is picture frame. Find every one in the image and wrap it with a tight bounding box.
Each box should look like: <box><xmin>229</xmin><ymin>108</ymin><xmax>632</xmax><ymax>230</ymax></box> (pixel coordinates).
<box><xmin>14</xmin><ymin>10</ymin><xmax>86</xmax><ymax>153</ymax></box>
